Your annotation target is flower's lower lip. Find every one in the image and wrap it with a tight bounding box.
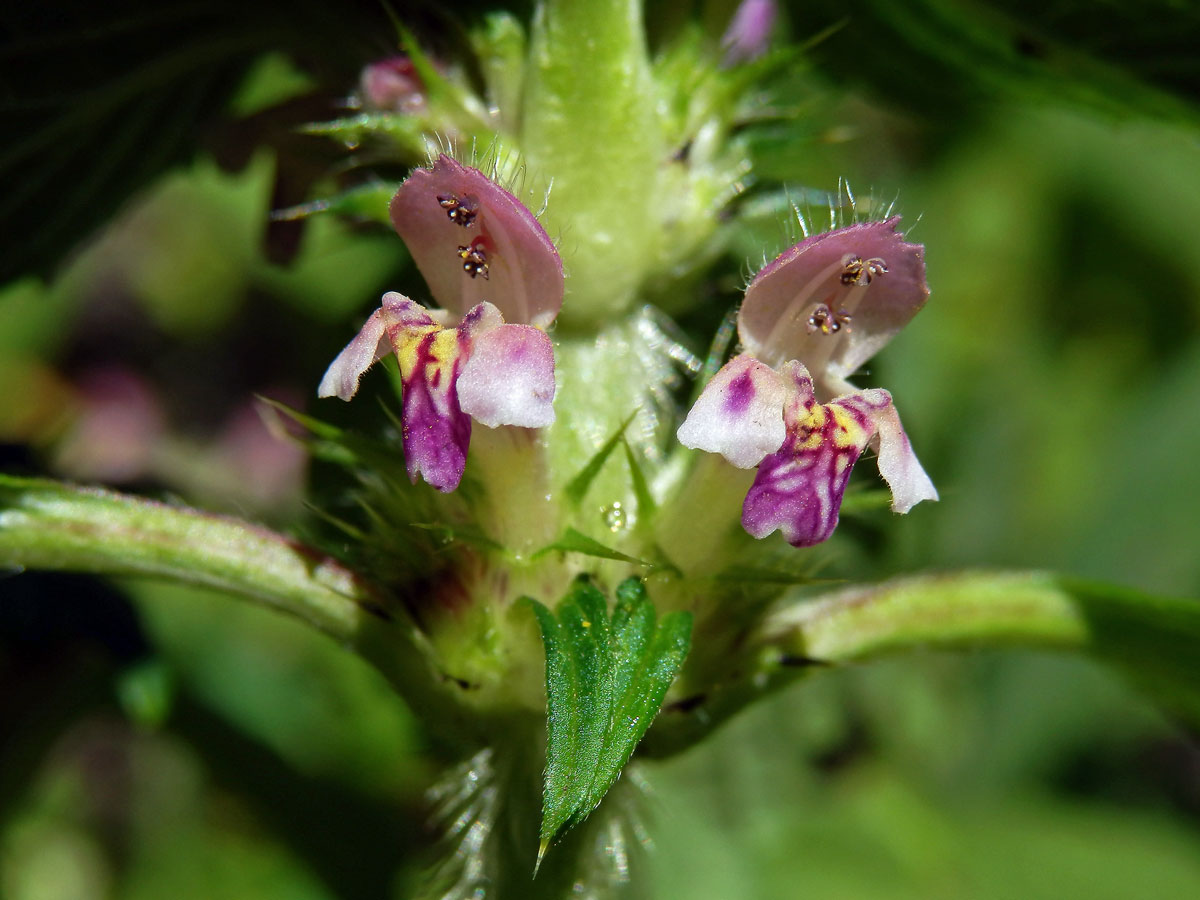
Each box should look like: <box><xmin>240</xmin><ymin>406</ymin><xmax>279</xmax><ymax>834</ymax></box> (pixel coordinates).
<box><xmin>677</xmin><ymin>355</ymin><xmax>936</xmax><ymax>548</ymax></box>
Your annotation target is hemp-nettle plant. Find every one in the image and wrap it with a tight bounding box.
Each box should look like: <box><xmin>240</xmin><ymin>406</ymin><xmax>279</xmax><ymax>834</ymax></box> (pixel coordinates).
<box><xmin>5</xmin><ymin>0</ymin><xmax>1200</xmax><ymax>898</ymax></box>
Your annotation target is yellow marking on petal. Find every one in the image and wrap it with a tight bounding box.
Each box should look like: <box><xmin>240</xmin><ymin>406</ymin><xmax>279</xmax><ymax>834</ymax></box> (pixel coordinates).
<box><xmin>430</xmin><ymin>328</ymin><xmax>463</xmax><ymax>364</ymax></box>
<box><xmin>828</xmin><ymin>404</ymin><xmax>868</xmax><ymax>450</ymax></box>
<box><xmin>834</xmin><ymin>454</ymin><xmax>850</xmax><ymax>478</ymax></box>
<box><xmin>395</xmin><ymin>324</ymin><xmax>441</xmax><ymax>379</ymax></box>
<box><xmin>797</xmin><ymin>404</ymin><xmax>827</xmax><ymax>449</ymax></box>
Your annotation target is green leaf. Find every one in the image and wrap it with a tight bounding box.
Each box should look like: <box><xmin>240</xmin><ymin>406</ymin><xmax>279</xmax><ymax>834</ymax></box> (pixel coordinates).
<box><xmin>799</xmin><ymin>0</ymin><xmax>1200</xmax><ymax>129</ymax></box>
<box><xmin>533</xmin><ymin>528</ymin><xmax>653</xmax><ymax>567</ymax></box>
<box><xmin>472</xmin><ymin>11</ymin><xmax>527</xmax><ymax>129</ymax></box>
<box><xmin>392</xmin><ymin>19</ymin><xmax>488</xmax><ymax>128</ymax></box>
<box><xmin>409</xmin><ymin>521</ymin><xmax>503</xmax><ymax>553</ymax></box>
<box><xmin>530</xmin><ymin>577</ymin><xmax>692</xmax><ymax>858</ymax></box>
<box><xmin>0</xmin><ymin>474</ymin><xmax>472</xmax><ymax>738</ymax></box>
<box><xmin>0</xmin><ymin>473</ymin><xmax>399</xmax><ymax>653</ymax></box>
<box><xmin>256</xmin><ymin>396</ymin><xmax>409</xmax><ymax>481</ymax></box>
<box><xmin>563</xmin><ymin>411</ymin><xmax>638</xmax><ymax>507</ymax></box>
<box><xmin>271</xmin><ymin>182</ymin><xmax>398</xmax><ymax>226</ymax></box>
<box><xmin>300</xmin><ymin>113</ymin><xmax>430</xmax><ymax>157</ymax></box>
<box><xmin>622</xmin><ymin>437</ymin><xmax>657</xmax><ymax>522</ymax></box>
<box><xmin>0</xmin><ymin>0</ymin><xmax>395</xmax><ymax>283</ymax></box>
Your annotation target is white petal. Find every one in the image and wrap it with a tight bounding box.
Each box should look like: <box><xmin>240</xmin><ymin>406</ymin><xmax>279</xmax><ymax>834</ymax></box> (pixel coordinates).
<box><xmin>458</xmin><ymin>324</ymin><xmax>557</xmax><ymax>428</ymax></box>
<box><xmin>317</xmin><ymin>308</ymin><xmax>389</xmax><ymax>400</ymax></box>
<box><xmin>677</xmin><ymin>355</ymin><xmax>788</xmax><ymax>468</ymax></box>
<box><xmin>850</xmin><ymin>388</ymin><xmax>938</xmax><ymax>512</ymax></box>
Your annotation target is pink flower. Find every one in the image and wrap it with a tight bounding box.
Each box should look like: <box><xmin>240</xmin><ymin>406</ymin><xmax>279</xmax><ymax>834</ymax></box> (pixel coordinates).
<box><xmin>319</xmin><ymin>156</ymin><xmax>563</xmax><ymax>492</ymax></box>
<box><xmin>359</xmin><ymin>56</ymin><xmax>426</xmax><ymax>115</ymax></box>
<box><xmin>677</xmin><ymin>219</ymin><xmax>937</xmax><ymax>546</ymax></box>
<box><xmin>722</xmin><ymin>0</ymin><xmax>777</xmax><ymax>66</ymax></box>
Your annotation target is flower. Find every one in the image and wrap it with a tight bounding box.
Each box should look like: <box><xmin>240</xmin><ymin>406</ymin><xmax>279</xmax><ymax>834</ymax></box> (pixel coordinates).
<box><xmin>677</xmin><ymin>218</ymin><xmax>937</xmax><ymax>546</ymax></box>
<box><xmin>722</xmin><ymin>0</ymin><xmax>777</xmax><ymax>66</ymax></box>
<box><xmin>359</xmin><ymin>56</ymin><xmax>427</xmax><ymax>115</ymax></box>
<box><xmin>319</xmin><ymin>155</ymin><xmax>563</xmax><ymax>492</ymax></box>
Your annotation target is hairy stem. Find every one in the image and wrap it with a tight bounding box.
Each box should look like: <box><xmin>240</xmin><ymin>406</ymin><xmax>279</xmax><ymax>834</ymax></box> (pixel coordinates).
<box><xmin>0</xmin><ymin>474</ymin><xmax>467</xmax><ymax>733</ymax></box>
<box><xmin>644</xmin><ymin>570</ymin><xmax>1200</xmax><ymax>755</ymax></box>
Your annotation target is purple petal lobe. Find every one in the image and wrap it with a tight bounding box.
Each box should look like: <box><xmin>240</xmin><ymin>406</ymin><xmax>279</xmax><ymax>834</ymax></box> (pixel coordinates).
<box><xmin>318</xmin><ymin>292</ymin><xmax>435</xmax><ymax>400</ymax></box>
<box><xmin>739</xmin><ymin>218</ymin><xmax>928</xmax><ymax>380</ymax></box>
<box><xmin>741</xmin><ymin>363</ymin><xmax>875</xmax><ymax>546</ymax></box>
<box><xmin>740</xmin><ymin>362</ymin><xmax>935</xmax><ymax>546</ymax></box>
<box><xmin>722</xmin><ymin>0</ymin><xmax>777</xmax><ymax>65</ymax></box>
<box><xmin>396</xmin><ymin>323</ymin><xmax>472</xmax><ymax>492</ymax></box>
<box><xmin>389</xmin><ymin>155</ymin><xmax>564</xmax><ymax>328</ymax></box>
<box><xmin>677</xmin><ymin>354</ymin><xmax>788</xmax><ymax>468</ymax></box>
<box><xmin>458</xmin><ymin>323</ymin><xmax>557</xmax><ymax>428</ymax></box>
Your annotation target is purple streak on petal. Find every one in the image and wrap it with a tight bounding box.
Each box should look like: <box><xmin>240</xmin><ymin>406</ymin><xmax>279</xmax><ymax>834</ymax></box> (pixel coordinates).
<box><xmin>390</xmin><ymin>155</ymin><xmax>564</xmax><ymax>327</ymax></box>
<box><xmin>739</xmin><ymin>218</ymin><xmax>928</xmax><ymax>379</ymax></box>
<box><xmin>458</xmin><ymin>323</ymin><xmax>557</xmax><ymax>428</ymax></box>
<box><xmin>742</xmin><ymin>365</ymin><xmax>936</xmax><ymax>545</ymax></box>
<box><xmin>677</xmin><ymin>354</ymin><xmax>788</xmax><ymax>468</ymax></box>
<box><xmin>722</xmin><ymin>0</ymin><xmax>777</xmax><ymax>65</ymax></box>
<box><xmin>722</xmin><ymin>365</ymin><xmax>759</xmax><ymax>416</ymax></box>
<box><xmin>318</xmin><ymin>292</ymin><xmax>436</xmax><ymax>400</ymax></box>
<box><xmin>398</xmin><ymin>327</ymin><xmax>472</xmax><ymax>492</ymax></box>
<box><xmin>741</xmin><ymin>364</ymin><xmax>874</xmax><ymax>547</ymax></box>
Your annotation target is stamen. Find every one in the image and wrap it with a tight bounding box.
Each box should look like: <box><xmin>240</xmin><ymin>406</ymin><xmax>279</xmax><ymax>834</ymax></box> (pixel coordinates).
<box><xmin>806</xmin><ymin>304</ymin><xmax>853</xmax><ymax>335</ymax></box>
<box><xmin>438</xmin><ymin>193</ymin><xmax>480</xmax><ymax>227</ymax></box>
<box><xmin>761</xmin><ymin>258</ymin><xmax>848</xmax><ymax>360</ymax></box>
<box><xmin>458</xmin><ymin>237</ymin><xmax>490</xmax><ymax>279</ymax></box>
<box><xmin>758</xmin><ymin>249</ymin><xmax>887</xmax><ymax>363</ymax></box>
<box><xmin>840</xmin><ymin>254</ymin><xmax>888</xmax><ymax>286</ymax></box>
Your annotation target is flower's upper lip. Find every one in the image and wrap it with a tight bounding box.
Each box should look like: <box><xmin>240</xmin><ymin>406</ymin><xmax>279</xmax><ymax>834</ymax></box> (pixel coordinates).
<box><xmin>738</xmin><ymin>217</ymin><xmax>929</xmax><ymax>379</ymax></box>
<box><xmin>389</xmin><ymin>155</ymin><xmax>564</xmax><ymax>329</ymax></box>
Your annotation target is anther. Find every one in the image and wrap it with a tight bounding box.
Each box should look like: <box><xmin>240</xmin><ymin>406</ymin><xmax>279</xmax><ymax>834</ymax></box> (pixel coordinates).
<box><xmin>806</xmin><ymin>303</ymin><xmax>852</xmax><ymax>335</ymax></box>
<box><xmin>457</xmin><ymin>237</ymin><xmax>490</xmax><ymax>279</ymax></box>
<box><xmin>840</xmin><ymin>254</ymin><xmax>888</xmax><ymax>286</ymax></box>
<box><xmin>438</xmin><ymin>193</ymin><xmax>480</xmax><ymax>227</ymax></box>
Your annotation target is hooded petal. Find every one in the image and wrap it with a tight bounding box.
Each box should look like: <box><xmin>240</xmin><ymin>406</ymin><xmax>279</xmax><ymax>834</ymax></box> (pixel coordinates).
<box><xmin>677</xmin><ymin>354</ymin><xmax>788</xmax><ymax>468</ymax></box>
<box><xmin>738</xmin><ymin>218</ymin><xmax>928</xmax><ymax>383</ymax></box>
<box><xmin>318</xmin><ymin>292</ymin><xmax>436</xmax><ymax>400</ymax></box>
<box><xmin>458</xmin><ymin>323</ymin><xmax>557</xmax><ymax>428</ymax></box>
<box><xmin>389</xmin><ymin>155</ymin><xmax>564</xmax><ymax>328</ymax></box>
<box><xmin>741</xmin><ymin>362</ymin><xmax>935</xmax><ymax>546</ymax></box>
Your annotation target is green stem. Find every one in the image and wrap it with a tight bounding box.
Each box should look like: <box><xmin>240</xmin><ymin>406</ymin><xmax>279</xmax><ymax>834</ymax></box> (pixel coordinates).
<box><xmin>644</xmin><ymin>570</ymin><xmax>1200</xmax><ymax>756</ymax></box>
<box><xmin>653</xmin><ymin>451</ymin><xmax>754</xmax><ymax>581</ymax></box>
<box><xmin>522</xmin><ymin>0</ymin><xmax>663</xmax><ymax>328</ymax></box>
<box><xmin>0</xmin><ymin>474</ymin><xmax>468</xmax><ymax>734</ymax></box>
<box><xmin>770</xmin><ymin>571</ymin><xmax>1091</xmax><ymax>658</ymax></box>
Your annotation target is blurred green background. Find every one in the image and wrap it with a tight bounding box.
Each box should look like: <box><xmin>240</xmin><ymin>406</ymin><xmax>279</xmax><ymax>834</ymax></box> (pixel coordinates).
<box><xmin>3</xmin><ymin>1</ymin><xmax>1200</xmax><ymax>897</ymax></box>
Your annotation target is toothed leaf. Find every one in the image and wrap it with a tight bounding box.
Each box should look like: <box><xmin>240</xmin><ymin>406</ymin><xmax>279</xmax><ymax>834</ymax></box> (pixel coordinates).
<box><xmin>531</xmin><ymin>577</ymin><xmax>692</xmax><ymax>854</ymax></box>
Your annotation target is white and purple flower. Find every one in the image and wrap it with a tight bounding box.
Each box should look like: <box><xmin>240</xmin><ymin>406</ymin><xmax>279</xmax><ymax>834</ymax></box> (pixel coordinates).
<box><xmin>677</xmin><ymin>218</ymin><xmax>937</xmax><ymax>547</ymax></box>
<box><xmin>319</xmin><ymin>155</ymin><xmax>563</xmax><ymax>492</ymax></box>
